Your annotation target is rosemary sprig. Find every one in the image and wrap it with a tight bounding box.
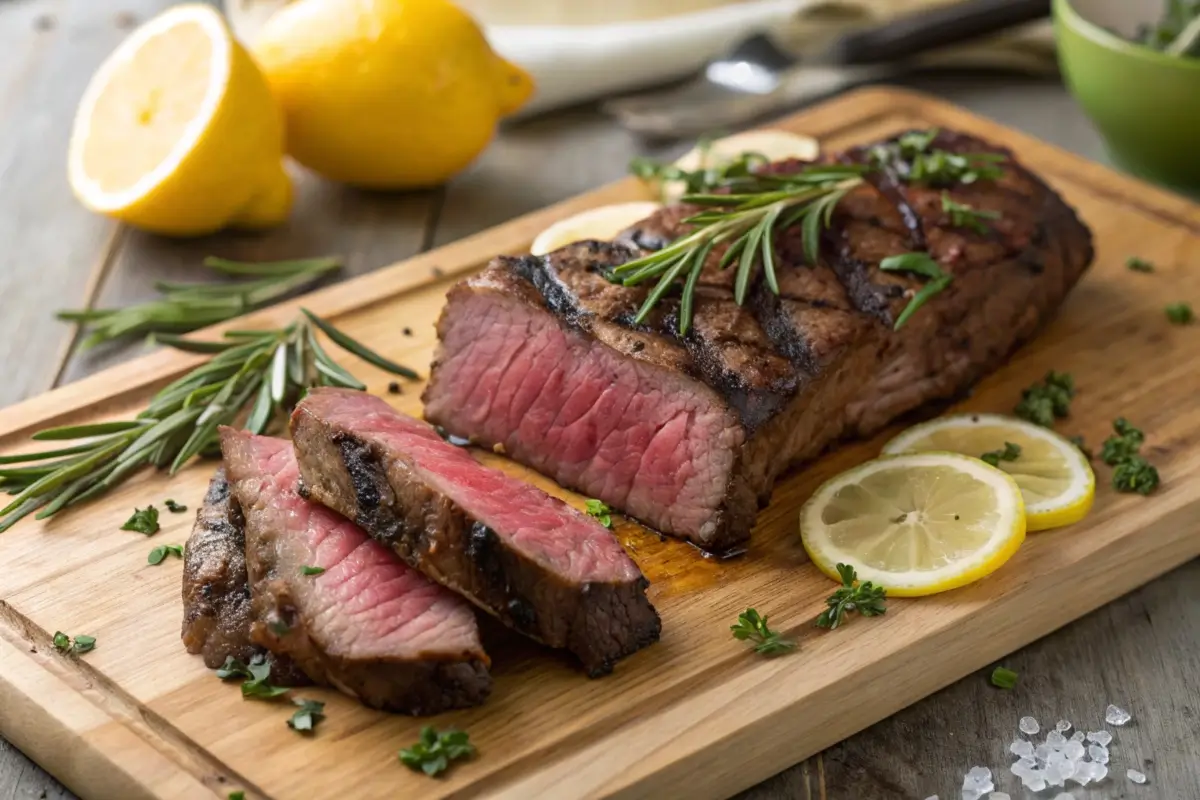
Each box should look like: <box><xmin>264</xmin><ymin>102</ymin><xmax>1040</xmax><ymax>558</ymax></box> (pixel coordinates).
<box><xmin>610</xmin><ymin>165</ymin><xmax>867</xmax><ymax>334</ymax></box>
<box><xmin>57</xmin><ymin>256</ymin><xmax>342</xmax><ymax>350</ymax></box>
<box><xmin>629</xmin><ymin>141</ymin><xmax>769</xmax><ymax>198</ymax></box>
<box><xmin>0</xmin><ymin>309</ymin><xmax>414</xmax><ymax>533</ymax></box>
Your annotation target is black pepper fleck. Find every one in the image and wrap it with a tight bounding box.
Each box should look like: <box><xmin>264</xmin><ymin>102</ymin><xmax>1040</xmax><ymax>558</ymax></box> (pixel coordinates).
<box><xmin>387</xmin><ymin>381</ymin><xmax>402</xmax><ymax>395</ymax></box>
<box><xmin>402</xmin><ymin>327</ymin><xmax>413</xmax><ymax>336</ymax></box>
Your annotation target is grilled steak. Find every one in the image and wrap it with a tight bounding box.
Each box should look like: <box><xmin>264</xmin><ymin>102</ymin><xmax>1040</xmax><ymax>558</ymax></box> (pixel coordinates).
<box><xmin>220</xmin><ymin>429</ymin><xmax>491</xmax><ymax>714</ymax></box>
<box><xmin>423</xmin><ymin>130</ymin><xmax>1094</xmax><ymax>551</ymax></box>
<box><xmin>181</xmin><ymin>469</ymin><xmax>308</xmax><ymax>684</ymax></box>
<box><xmin>289</xmin><ymin>388</ymin><xmax>661</xmax><ymax>676</ymax></box>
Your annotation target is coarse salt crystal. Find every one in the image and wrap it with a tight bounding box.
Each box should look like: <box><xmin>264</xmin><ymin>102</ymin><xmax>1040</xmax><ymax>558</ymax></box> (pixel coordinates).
<box><xmin>1053</xmin><ymin>793</ymin><xmax>1076</xmax><ymax>800</ymax></box>
<box><xmin>1056</xmin><ymin>719</ymin><xmax>1072</xmax><ymax>733</ymax></box>
<box><xmin>1088</xmin><ymin>744</ymin><xmax>1110</xmax><ymax>764</ymax></box>
<box><xmin>1071</xmin><ymin>730</ymin><xmax>1086</xmax><ymax>743</ymax></box>
<box><xmin>1087</xmin><ymin>730</ymin><xmax>1113</xmax><ymax>746</ymax></box>
<box><xmin>1105</xmin><ymin>704</ymin><xmax>1132</xmax><ymax>726</ymax></box>
<box><xmin>990</xmin><ymin>794</ymin><xmax>1011</xmax><ymax>800</ymax></box>
<box><xmin>1064</xmin><ymin>740</ymin><xmax>1086</xmax><ymax>761</ymax></box>
<box><xmin>1047</xmin><ymin>730</ymin><xmax>1067</xmax><ymax>748</ymax></box>
<box><xmin>1092</xmin><ymin>763</ymin><xmax>1110</xmax><ymax>782</ymax></box>
<box><xmin>1023</xmin><ymin>775</ymin><xmax>1047</xmax><ymax>792</ymax></box>
<box><xmin>1127</xmin><ymin>768</ymin><xmax>1148</xmax><ymax>785</ymax></box>
<box><xmin>1010</xmin><ymin>739</ymin><xmax>1034</xmax><ymax>758</ymax></box>
<box><xmin>1019</xmin><ymin>716</ymin><xmax>1040</xmax><ymax>735</ymax></box>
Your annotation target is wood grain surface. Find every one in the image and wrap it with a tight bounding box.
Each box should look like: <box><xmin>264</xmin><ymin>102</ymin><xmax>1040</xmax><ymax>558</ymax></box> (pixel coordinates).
<box><xmin>0</xmin><ymin>84</ymin><xmax>1198</xmax><ymax>800</ymax></box>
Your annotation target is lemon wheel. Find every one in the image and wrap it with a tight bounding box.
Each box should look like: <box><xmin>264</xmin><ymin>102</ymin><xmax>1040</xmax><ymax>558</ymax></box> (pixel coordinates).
<box><xmin>531</xmin><ymin>202</ymin><xmax>663</xmax><ymax>256</ymax></box>
<box><xmin>882</xmin><ymin>413</ymin><xmax>1095</xmax><ymax>532</ymax></box>
<box><xmin>800</xmin><ymin>453</ymin><xmax>1026</xmax><ymax>597</ymax></box>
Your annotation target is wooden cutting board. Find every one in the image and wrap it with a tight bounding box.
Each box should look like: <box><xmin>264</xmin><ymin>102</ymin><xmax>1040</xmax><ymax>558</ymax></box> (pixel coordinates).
<box><xmin>1</xmin><ymin>88</ymin><xmax>1198</xmax><ymax>800</ymax></box>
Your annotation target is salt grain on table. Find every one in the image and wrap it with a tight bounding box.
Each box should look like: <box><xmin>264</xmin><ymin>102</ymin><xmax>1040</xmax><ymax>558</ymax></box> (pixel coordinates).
<box><xmin>1088</xmin><ymin>743</ymin><xmax>1110</xmax><ymax>764</ymax></box>
<box><xmin>1019</xmin><ymin>716</ymin><xmax>1040</xmax><ymax>735</ymax></box>
<box><xmin>1087</xmin><ymin>730</ymin><xmax>1113</xmax><ymax>746</ymax></box>
<box><xmin>1055</xmin><ymin>719</ymin><xmax>1072</xmax><ymax>733</ymax></box>
<box><xmin>1127</xmin><ymin>768</ymin><xmax>1148</xmax><ymax>784</ymax></box>
<box><xmin>1010</xmin><ymin>739</ymin><xmax>1034</xmax><ymax>758</ymax></box>
<box><xmin>1105</xmin><ymin>704</ymin><xmax>1133</xmax><ymax>726</ymax></box>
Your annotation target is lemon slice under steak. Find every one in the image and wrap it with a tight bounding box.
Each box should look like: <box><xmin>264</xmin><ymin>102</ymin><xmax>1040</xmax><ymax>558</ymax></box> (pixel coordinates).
<box><xmin>663</xmin><ymin>130</ymin><xmax>819</xmax><ymax>202</ymax></box>
<box><xmin>800</xmin><ymin>452</ymin><xmax>1026</xmax><ymax>597</ymax></box>
<box><xmin>530</xmin><ymin>201</ymin><xmax>663</xmax><ymax>256</ymax></box>
<box><xmin>882</xmin><ymin>413</ymin><xmax>1095</xmax><ymax>532</ymax></box>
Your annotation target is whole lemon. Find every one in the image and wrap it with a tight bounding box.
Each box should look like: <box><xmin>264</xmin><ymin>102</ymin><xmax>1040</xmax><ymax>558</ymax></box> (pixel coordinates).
<box><xmin>251</xmin><ymin>0</ymin><xmax>534</xmax><ymax>189</ymax></box>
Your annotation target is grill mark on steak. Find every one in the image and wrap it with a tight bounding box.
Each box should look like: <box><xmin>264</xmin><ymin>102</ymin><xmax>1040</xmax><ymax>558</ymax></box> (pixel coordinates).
<box><xmin>220</xmin><ymin>430</ymin><xmax>490</xmax><ymax>715</ymax></box>
<box><xmin>290</xmin><ymin>388</ymin><xmax>661</xmax><ymax>677</ymax></box>
<box><xmin>424</xmin><ymin>129</ymin><xmax>1094</xmax><ymax>550</ymax></box>
<box><xmin>181</xmin><ymin>469</ymin><xmax>309</xmax><ymax>683</ymax></box>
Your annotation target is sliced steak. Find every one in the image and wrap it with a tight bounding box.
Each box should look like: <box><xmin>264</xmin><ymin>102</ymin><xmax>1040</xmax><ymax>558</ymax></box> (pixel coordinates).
<box><xmin>220</xmin><ymin>429</ymin><xmax>490</xmax><ymax>714</ymax></box>
<box><xmin>181</xmin><ymin>469</ymin><xmax>308</xmax><ymax>684</ymax></box>
<box><xmin>423</xmin><ymin>129</ymin><xmax>1095</xmax><ymax>551</ymax></box>
<box><xmin>289</xmin><ymin>387</ymin><xmax>661</xmax><ymax>677</ymax></box>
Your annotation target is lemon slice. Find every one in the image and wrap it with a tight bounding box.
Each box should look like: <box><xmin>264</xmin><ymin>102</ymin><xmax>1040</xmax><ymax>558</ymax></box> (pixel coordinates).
<box><xmin>881</xmin><ymin>414</ymin><xmax>1095</xmax><ymax>532</ymax></box>
<box><xmin>68</xmin><ymin>4</ymin><xmax>290</xmax><ymax>236</ymax></box>
<box><xmin>530</xmin><ymin>201</ymin><xmax>663</xmax><ymax>256</ymax></box>
<box><xmin>800</xmin><ymin>453</ymin><xmax>1026</xmax><ymax>596</ymax></box>
<box><xmin>663</xmin><ymin>130</ymin><xmax>819</xmax><ymax>202</ymax></box>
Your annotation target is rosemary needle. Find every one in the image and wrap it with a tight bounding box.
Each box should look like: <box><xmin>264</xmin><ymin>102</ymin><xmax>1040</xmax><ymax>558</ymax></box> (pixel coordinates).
<box><xmin>57</xmin><ymin>256</ymin><xmax>342</xmax><ymax>349</ymax></box>
<box><xmin>0</xmin><ymin>311</ymin><xmax>415</xmax><ymax>533</ymax></box>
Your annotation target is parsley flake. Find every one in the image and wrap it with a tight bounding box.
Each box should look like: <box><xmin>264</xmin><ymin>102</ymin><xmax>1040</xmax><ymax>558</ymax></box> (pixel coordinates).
<box><xmin>1101</xmin><ymin>418</ymin><xmax>1146</xmax><ymax>466</ymax></box>
<box><xmin>164</xmin><ymin>499</ymin><xmax>188</xmax><ymax>513</ymax></box>
<box><xmin>1166</xmin><ymin>302</ymin><xmax>1194</xmax><ymax>325</ymax></box>
<box><xmin>584</xmin><ymin>498</ymin><xmax>614</xmax><ymax>529</ymax></box>
<box><xmin>980</xmin><ymin>441</ymin><xmax>1021</xmax><ymax>468</ymax></box>
<box><xmin>228</xmin><ymin>793</ymin><xmax>245</xmax><ymax>800</ymax></box>
<box><xmin>1014</xmin><ymin>371</ymin><xmax>1075</xmax><ymax>427</ymax></box>
<box><xmin>816</xmin><ymin>563</ymin><xmax>888</xmax><ymax>629</ymax></box>
<box><xmin>52</xmin><ymin>632</ymin><xmax>70</xmax><ymax>652</ymax></box>
<box><xmin>400</xmin><ymin>727</ymin><xmax>476</xmax><ymax>777</ymax></box>
<box><xmin>1099</xmin><ymin>418</ymin><xmax>1160</xmax><ymax>495</ymax></box>
<box><xmin>287</xmin><ymin>698</ymin><xmax>326</xmax><ymax>734</ymax></box>
<box><xmin>217</xmin><ymin>654</ymin><xmax>290</xmax><ymax>700</ymax></box>
<box><xmin>1113</xmin><ymin>456</ymin><xmax>1160</xmax><ymax>495</ymax></box>
<box><xmin>120</xmin><ymin>505</ymin><xmax>160</xmax><ymax>535</ymax></box>
<box><xmin>301</xmin><ymin>565</ymin><xmax>325</xmax><ymax>576</ymax></box>
<box><xmin>730</xmin><ymin>608</ymin><xmax>796</xmax><ymax>656</ymax></box>
<box><xmin>53</xmin><ymin>632</ymin><xmax>95</xmax><ymax>654</ymax></box>
<box><xmin>148</xmin><ymin>544</ymin><xmax>184</xmax><ymax>565</ymax></box>
<box><xmin>991</xmin><ymin>666</ymin><xmax>1019</xmax><ymax>689</ymax></box>
<box><xmin>1126</xmin><ymin>256</ymin><xmax>1155</xmax><ymax>273</ymax></box>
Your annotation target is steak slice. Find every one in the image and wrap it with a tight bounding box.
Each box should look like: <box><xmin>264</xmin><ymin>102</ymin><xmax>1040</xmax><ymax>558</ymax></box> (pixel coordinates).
<box><xmin>220</xmin><ymin>429</ymin><xmax>491</xmax><ymax>714</ymax></box>
<box><xmin>289</xmin><ymin>387</ymin><xmax>661</xmax><ymax>677</ymax></box>
<box><xmin>423</xmin><ymin>129</ymin><xmax>1095</xmax><ymax>551</ymax></box>
<box><xmin>181</xmin><ymin>469</ymin><xmax>308</xmax><ymax>684</ymax></box>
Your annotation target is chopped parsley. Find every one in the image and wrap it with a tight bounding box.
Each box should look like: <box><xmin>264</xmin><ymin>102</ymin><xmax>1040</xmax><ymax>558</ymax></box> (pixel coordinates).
<box><xmin>52</xmin><ymin>632</ymin><xmax>70</xmax><ymax>652</ymax></box>
<box><xmin>1166</xmin><ymin>302</ymin><xmax>1194</xmax><ymax>325</ymax></box>
<box><xmin>1113</xmin><ymin>456</ymin><xmax>1160</xmax><ymax>495</ymax></box>
<box><xmin>991</xmin><ymin>666</ymin><xmax>1019</xmax><ymax>689</ymax></box>
<box><xmin>301</xmin><ymin>565</ymin><xmax>325</xmax><ymax>576</ymax></box>
<box><xmin>980</xmin><ymin>441</ymin><xmax>1021</xmax><ymax>468</ymax></box>
<box><xmin>584</xmin><ymin>498</ymin><xmax>614</xmax><ymax>529</ymax></box>
<box><xmin>1100</xmin><ymin>418</ymin><xmax>1160</xmax><ymax>495</ymax></box>
<box><xmin>147</xmin><ymin>544</ymin><xmax>184</xmax><ymax>565</ymax></box>
<box><xmin>228</xmin><ymin>793</ymin><xmax>245</xmax><ymax>800</ymax></box>
<box><xmin>816</xmin><ymin>563</ymin><xmax>887</xmax><ymax>629</ymax></box>
<box><xmin>1126</xmin><ymin>256</ymin><xmax>1155</xmax><ymax>273</ymax></box>
<box><xmin>731</xmin><ymin>608</ymin><xmax>796</xmax><ymax>656</ymax></box>
<box><xmin>53</xmin><ymin>632</ymin><xmax>95</xmax><ymax>654</ymax></box>
<box><xmin>400</xmin><ymin>727</ymin><xmax>476</xmax><ymax>777</ymax></box>
<box><xmin>120</xmin><ymin>505</ymin><xmax>160</xmax><ymax>535</ymax></box>
<box><xmin>164</xmin><ymin>499</ymin><xmax>188</xmax><ymax>513</ymax></box>
<box><xmin>1014</xmin><ymin>371</ymin><xmax>1075</xmax><ymax>427</ymax></box>
<box><xmin>1100</xmin><ymin>418</ymin><xmax>1145</xmax><ymax>465</ymax></box>
<box><xmin>217</xmin><ymin>654</ymin><xmax>290</xmax><ymax>700</ymax></box>
<box><xmin>287</xmin><ymin>699</ymin><xmax>326</xmax><ymax>734</ymax></box>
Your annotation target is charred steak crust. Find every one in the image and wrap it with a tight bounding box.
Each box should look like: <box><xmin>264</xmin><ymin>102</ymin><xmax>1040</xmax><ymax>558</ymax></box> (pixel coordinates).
<box><xmin>180</xmin><ymin>470</ymin><xmax>308</xmax><ymax>683</ymax></box>
<box><xmin>221</xmin><ymin>431</ymin><xmax>491</xmax><ymax>715</ymax></box>
<box><xmin>423</xmin><ymin>129</ymin><xmax>1094</xmax><ymax>551</ymax></box>
<box><xmin>289</xmin><ymin>389</ymin><xmax>662</xmax><ymax>677</ymax></box>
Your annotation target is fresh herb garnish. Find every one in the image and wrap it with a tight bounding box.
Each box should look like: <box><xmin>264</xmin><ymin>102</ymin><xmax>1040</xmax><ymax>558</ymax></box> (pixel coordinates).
<box><xmin>53</xmin><ymin>632</ymin><xmax>95</xmax><ymax>654</ymax></box>
<box><xmin>730</xmin><ymin>608</ymin><xmax>796</xmax><ymax>656</ymax></box>
<box><xmin>399</xmin><ymin>727</ymin><xmax>476</xmax><ymax>777</ymax></box>
<box><xmin>630</xmin><ymin>144</ymin><xmax>769</xmax><ymax>198</ymax></box>
<box><xmin>147</xmin><ymin>544</ymin><xmax>184</xmax><ymax>565</ymax></box>
<box><xmin>287</xmin><ymin>698</ymin><xmax>326</xmax><ymax>733</ymax></box>
<box><xmin>878</xmin><ymin>253</ymin><xmax>953</xmax><ymax>330</ymax></box>
<box><xmin>941</xmin><ymin>192</ymin><xmax>1000</xmax><ymax>233</ymax></box>
<box><xmin>1014</xmin><ymin>371</ymin><xmax>1075</xmax><ymax>427</ymax></box>
<box><xmin>584</xmin><ymin>498</ymin><xmax>614</xmax><ymax>529</ymax></box>
<box><xmin>815</xmin><ymin>563</ymin><xmax>887</xmax><ymax>629</ymax></box>
<box><xmin>217</xmin><ymin>654</ymin><xmax>290</xmax><ymax>699</ymax></box>
<box><xmin>301</xmin><ymin>565</ymin><xmax>325</xmax><ymax>576</ymax></box>
<box><xmin>1136</xmin><ymin>0</ymin><xmax>1200</xmax><ymax>57</ymax></box>
<box><xmin>120</xmin><ymin>505</ymin><xmax>160</xmax><ymax>535</ymax></box>
<box><xmin>1101</xmin><ymin>418</ymin><xmax>1146</xmax><ymax>465</ymax></box>
<box><xmin>164</xmin><ymin>499</ymin><xmax>187</xmax><ymax>513</ymax></box>
<box><xmin>614</xmin><ymin>129</ymin><xmax>1004</xmax><ymax>334</ymax></box>
<box><xmin>991</xmin><ymin>666</ymin><xmax>1019</xmax><ymax>689</ymax></box>
<box><xmin>57</xmin><ymin>256</ymin><xmax>342</xmax><ymax>350</ymax></box>
<box><xmin>228</xmin><ymin>793</ymin><xmax>245</xmax><ymax>800</ymax></box>
<box><xmin>1126</xmin><ymin>256</ymin><xmax>1155</xmax><ymax>273</ymax></box>
<box><xmin>0</xmin><ymin>309</ymin><xmax>416</xmax><ymax>534</ymax></box>
<box><xmin>980</xmin><ymin>441</ymin><xmax>1021</xmax><ymax>468</ymax></box>
<box><xmin>1100</xmin><ymin>418</ymin><xmax>1160</xmax><ymax>495</ymax></box>
<box><xmin>1166</xmin><ymin>302</ymin><xmax>1194</xmax><ymax>325</ymax></box>
<box><xmin>1113</xmin><ymin>456</ymin><xmax>1161</xmax><ymax>495</ymax></box>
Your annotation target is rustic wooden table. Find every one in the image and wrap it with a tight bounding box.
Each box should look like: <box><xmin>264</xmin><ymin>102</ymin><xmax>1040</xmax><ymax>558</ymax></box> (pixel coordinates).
<box><xmin>1</xmin><ymin>2</ymin><xmax>1197</xmax><ymax>799</ymax></box>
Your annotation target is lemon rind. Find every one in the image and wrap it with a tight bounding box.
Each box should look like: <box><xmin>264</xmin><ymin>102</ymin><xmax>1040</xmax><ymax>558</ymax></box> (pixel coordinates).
<box><xmin>530</xmin><ymin>201</ymin><xmax>663</xmax><ymax>256</ymax></box>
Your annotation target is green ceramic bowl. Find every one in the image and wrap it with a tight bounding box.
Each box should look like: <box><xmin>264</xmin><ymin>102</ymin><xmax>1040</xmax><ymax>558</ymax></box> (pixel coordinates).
<box><xmin>1054</xmin><ymin>0</ymin><xmax>1200</xmax><ymax>193</ymax></box>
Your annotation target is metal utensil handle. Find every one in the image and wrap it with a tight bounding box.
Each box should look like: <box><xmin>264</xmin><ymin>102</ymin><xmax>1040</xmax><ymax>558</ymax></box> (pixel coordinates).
<box><xmin>827</xmin><ymin>0</ymin><xmax>1051</xmax><ymax>66</ymax></box>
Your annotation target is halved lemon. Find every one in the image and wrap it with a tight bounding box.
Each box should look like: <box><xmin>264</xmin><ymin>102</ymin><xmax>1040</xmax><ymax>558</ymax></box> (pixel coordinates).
<box><xmin>68</xmin><ymin>4</ymin><xmax>291</xmax><ymax>236</ymax></box>
<box><xmin>882</xmin><ymin>414</ymin><xmax>1095</xmax><ymax>532</ymax></box>
<box><xmin>800</xmin><ymin>453</ymin><xmax>1026</xmax><ymax>597</ymax></box>
<box><xmin>662</xmin><ymin>130</ymin><xmax>819</xmax><ymax>202</ymax></box>
<box><xmin>530</xmin><ymin>201</ymin><xmax>662</xmax><ymax>256</ymax></box>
